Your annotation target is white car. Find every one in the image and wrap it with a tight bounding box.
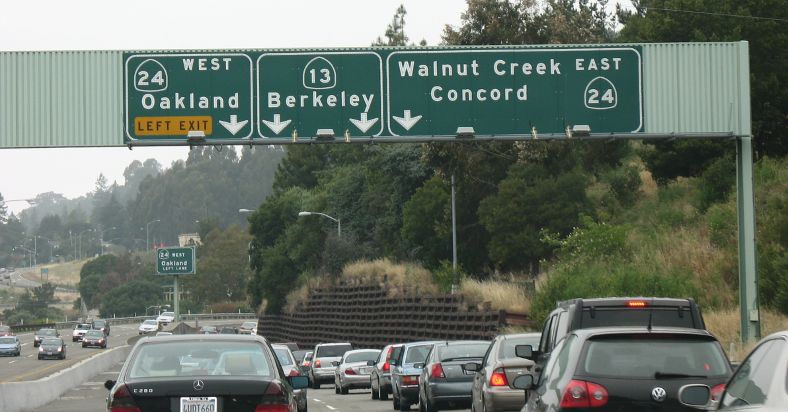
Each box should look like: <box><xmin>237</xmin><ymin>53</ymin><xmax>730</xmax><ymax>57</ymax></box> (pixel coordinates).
<box><xmin>138</xmin><ymin>319</ymin><xmax>160</xmax><ymax>335</ymax></box>
<box><xmin>156</xmin><ymin>311</ymin><xmax>175</xmax><ymax>325</ymax></box>
<box><xmin>239</xmin><ymin>321</ymin><xmax>258</xmax><ymax>335</ymax></box>
<box><xmin>71</xmin><ymin>323</ymin><xmax>92</xmax><ymax>342</ymax></box>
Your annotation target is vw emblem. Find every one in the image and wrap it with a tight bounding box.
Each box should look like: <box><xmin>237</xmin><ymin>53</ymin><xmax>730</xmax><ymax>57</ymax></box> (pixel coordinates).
<box><xmin>193</xmin><ymin>380</ymin><xmax>205</xmax><ymax>391</ymax></box>
<box><xmin>651</xmin><ymin>387</ymin><xmax>667</xmax><ymax>402</ymax></box>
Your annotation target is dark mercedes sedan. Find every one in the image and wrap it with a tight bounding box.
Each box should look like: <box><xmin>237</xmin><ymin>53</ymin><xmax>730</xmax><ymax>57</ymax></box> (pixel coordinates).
<box><xmin>514</xmin><ymin>327</ymin><xmax>732</xmax><ymax>411</ymax></box>
<box><xmin>104</xmin><ymin>334</ymin><xmax>308</xmax><ymax>412</ymax></box>
<box><xmin>38</xmin><ymin>337</ymin><xmax>66</xmax><ymax>360</ymax></box>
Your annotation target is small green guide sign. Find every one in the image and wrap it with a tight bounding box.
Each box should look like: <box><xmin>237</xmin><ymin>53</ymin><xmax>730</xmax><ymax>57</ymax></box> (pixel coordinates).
<box><xmin>156</xmin><ymin>247</ymin><xmax>195</xmax><ymax>275</ymax></box>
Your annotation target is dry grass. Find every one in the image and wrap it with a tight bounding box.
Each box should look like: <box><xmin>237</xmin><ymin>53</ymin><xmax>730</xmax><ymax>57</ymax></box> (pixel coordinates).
<box><xmin>705</xmin><ymin>308</ymin><xmax>788</xmax><ymax>362</ymax></box>
<box><xmin>19</xmin><ymin>260</ymin><xmax>86</xmax><ymax>287</ymax></box>
<box><xmin>283</xmin><ymin>276</ymin><xmax>335</xmax><ymax>314</ymax></box>
<box><xmin>639</xmin><ymin>170</ymin><xmax>658</xmax><ymax>197</ymax></box>
<box><xmin>460</xmin><ymin>278</ymin><xmax>530</xmax><ymax>314</ymax></box>
<box><xmin>342</xmin><ymin>258</ymin><xmax>438</xmax><ymax>298</ymax></box>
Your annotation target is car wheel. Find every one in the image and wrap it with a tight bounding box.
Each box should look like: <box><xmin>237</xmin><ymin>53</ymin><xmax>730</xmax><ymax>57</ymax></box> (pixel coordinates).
<box><xmin>335</xmin><ymin>383</ymin><xmax>340</xmax><ymax>394</ymax></box>
<box><xmin>393</xmin><ymin>393</ymin><xmax>400</xmax><ymax>410</ymax></box>
<box><xmin>419</xmin><ymin>396</ymin><xmax>426</xmax><ymax>412</ymax></box>
<box><xmin>38</xmin><ymin>355</ymin><xmax>43</xmax><ymax>360</ymax></box>
<box><xmin>400</xmin><ymin>400</ymin><xmax>411</xmax><ymax>411</ymax></box>
<box><xmin>371</xmin><ymin>379</ymin><xmax>379</xmax><ymax>400</ymax></box>
<box><xmin>312</xmin><ymin>379</ymin><xmax>320</xmax><ymax>390</ymax></box>
<box><xmin>380</xmin><ymin>383</ymin><xmax>389</xmax><ymax>401</ymax></box>
<box><xmin>341</xmin><ymin>385</ymin><xmax>349</xmax><ymax>395</ymax></box>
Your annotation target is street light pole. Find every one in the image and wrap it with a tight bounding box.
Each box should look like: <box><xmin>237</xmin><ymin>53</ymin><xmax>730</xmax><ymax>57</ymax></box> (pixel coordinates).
<box><xmin>77</xmin><ymin>229</ymin><xmax>93</xmax><ymax>260</ymax></box>
<box><xmin>298</xmin><ymin>211</ymin><xmax>341</xmax><ymax>238</ymax></box>
<box><xmin>99</xmin><ymin>227</ymin><xmax>116</xmax><ymax>255</ymax></box>
<box><xmin>146</xmin><ymin>219</ymin><xmax>161</xmax><ymax>252</ymax></box>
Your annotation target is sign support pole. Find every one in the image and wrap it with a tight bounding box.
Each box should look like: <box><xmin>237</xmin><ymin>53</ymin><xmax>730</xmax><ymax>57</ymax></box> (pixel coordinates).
<box><xmin>174</xmin><ymin>275</ymin><xmax>180</xmax><ymax>323</ymax></box>
<box><xmin>735</xmin><ymin>41</ymin><xmax>759</xmax><ymax>343</ymax></box>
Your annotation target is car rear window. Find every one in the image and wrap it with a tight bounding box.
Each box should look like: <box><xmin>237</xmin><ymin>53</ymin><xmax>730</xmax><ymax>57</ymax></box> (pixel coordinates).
<box><xmin>273</xmin><ymin>347</ymin><xmax>294</xmax><ymax>366</ymax></box>
<box><xmin>579</xmin><ymin>336</ymin><xmax>730</xmax><ymax>379</ymax></box>
<box><xmin>316</xmin><ymin>344</ymin><xmax>352</xmax><ymax>358</ymax></box>
<box><xmin>85</xmin><ymin>330</ymin><xmax>104</xmax><ymax>338</ymax></box>
<box><xmin>345</xmin><ymin>351</ymin><xmax>380</xmax><ymax>363</ymax></box>
<box><xmin>130</xmin><ymin>341</ymin><xmax>274</xmax><ymax>378</ymax></box>
<box><xmin>437</xmin><ymin>343</ymin><xmax>489</xmax><ymax>361</ymax></box>
<box><xmin>404</xmin><ymin>344</ymin><xmax>433</xmax><ymax>364</ymax></box>
<box><xmin>500</xmin><ymin>336</ymin><xmax>541</xmax><ymax>359</ymax></box>
<box><xmin>580</xmin><ymin>307</ymin><xmax>696</xmax><ymax>329</ymax></box>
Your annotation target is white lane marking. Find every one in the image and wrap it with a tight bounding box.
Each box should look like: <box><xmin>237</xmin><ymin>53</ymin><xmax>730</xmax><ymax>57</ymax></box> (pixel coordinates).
<box><xmin>313</xmin><ymin>398</ymin><xmax>324</xmax><ymax>403</ymax></box>
<box><xmin>325</xmin><ymin>406</ymin><xmax>336</xmax><ymax>411</ymax></box>
<box><xmin>9</xmin><ymin>360</ymin><xmax>16</xmax><ymax>364</ymax></box>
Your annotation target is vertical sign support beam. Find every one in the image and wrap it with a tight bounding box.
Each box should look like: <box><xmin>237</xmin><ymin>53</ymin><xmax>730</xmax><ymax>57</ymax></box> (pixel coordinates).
<box><xmin>736</xmin><ymin>41</ymin><xmax>759</xmax><ymax>343</ymax></box>
<box><xmin>174</xmin><ymin>275</ymin><xmax>180</xmax><ymax>323</ymax></box>
<box><xmin>451</xmin><ymin>174</ymin><xmax>458</xmax><ymax>294</ymax></box>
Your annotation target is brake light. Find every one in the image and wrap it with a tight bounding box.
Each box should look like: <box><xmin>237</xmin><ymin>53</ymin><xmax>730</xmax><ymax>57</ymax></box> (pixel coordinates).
<box><xmin>382</xmin><ymin>361</ymin><xmax>390</xmax><ymax>372</ymax></box>
<box><xmin>264</xmin><ymin>381</ymin><xmax>285</xmax><ymax>396</ymax></box>
<box><xmin>345</xmin><ymin>368</ymin><xmax>357</xmax><ymax>375</ymax></box>
<box><xmin>711</xmin><ymin>383</ymin><xmax>726</xmax><ymax>401</ymax></box>
<box><xmin>314</xmin><ymin>359</ymin><xmax>321</xmax><ymax>368</ymax></box>
<box><xmin>627</xmin><ymin>300</ymin><xmax>647</xmax><ymax>308</ymax></box>
<box><xmin>288</xmin><ymin>369</ymin><xmax>301</xmax><ymax>377</ymax></box>
<box><xmin>109</xmin><ymin>384</ymin><xmax>142</xmax><ymax>412</ymax></box>
<box><xmin>431</xmin><ymin>363</ymin><xmax>445</xmax><ymax>379</ymax></box>
<box><xmin>302</xmin><ymin>361</ymin><xmax>311</xmax><ymax>367</ymax></box>
<box><xmin>254</xmin><ymin>405</ymin><xmax>289</xmax><ymax>412</ymax></box>
<box><xmin>402</xmin><ymin>375</ymin><xmax>419</xmax><ymax>386</ymax></box>
<box><xmin>560</xmin><ymin>379</ymin><xmax>608</xmax><ymax>408</ymax></box>
<box><xmin>489</xmin><ymin>368</ymin><xmax>508</xmax><ymax>387</ymax></box>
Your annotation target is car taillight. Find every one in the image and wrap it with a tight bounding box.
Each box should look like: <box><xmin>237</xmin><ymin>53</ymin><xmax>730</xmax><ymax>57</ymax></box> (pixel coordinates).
<box><xmin>345</xmin><ymin>367</ymin><xmax>357</xmax><ymax>375</ymax></box>
<box><xmin>254</xmin><ymin>406</ymin><xmax>289</xmax><ymax>412</ymax></box>
<box><xmin>402</xmin><ymin>375</ymin><xmax>419</xmax><ymax>386</ymax></box>
<box><xmin>288</xmin><ymin>369</ymin><xmax>300</xmax><ymax>377</ymax></box>
<box><xmin>314</xmin><ymin>359</ymin><xmax>321</xmax><ymax>368</ymax></box>
<box><xmin>711</xmin><ymin>383</ymin><xmax>726</xmax><ymax>401</ymax></box>
<box><xmin>302</xmin><ymin>361</ymin><xmax>311</xmax><ymax>367</ymax></box>
<box><xmin>627</xmin><ymin>300</ymin><xmax>647</xmax><ymax>308</ymax></box>
<box><xmin>382</xmin><ymin>361</ymin><xmax>390</xmax><ymax>372</ymax></box>
<box><xmin>431</xmin><ymin>363</ymin><xmax>445</xmax><ymax>379</ymax></box>
<box><xmin>489</xmin><ymin>368</ymin><xmax>508</xmax><ymax>387</ymax></box>
<box><xmin>560</xmin><ymin>379</ymin><xmax>608</xmax><ymax>408</ymax></box>
<box><xmin>109</xmin><ymin>384</ymin><xmax>142</xmax><ymax>412</ymax></box>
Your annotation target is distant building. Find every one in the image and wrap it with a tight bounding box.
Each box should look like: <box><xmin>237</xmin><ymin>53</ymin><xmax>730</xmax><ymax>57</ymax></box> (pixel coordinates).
<box><xmin>178</xmin><ymin>233</ymin><xmax>202</xmax><ymax>247</ymax></box>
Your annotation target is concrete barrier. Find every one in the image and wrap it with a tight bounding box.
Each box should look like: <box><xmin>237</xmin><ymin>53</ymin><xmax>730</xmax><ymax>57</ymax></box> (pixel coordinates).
<box><xmin>0</xmin><ymin>344</ymin><xmax>131</xmax><ymax>412</ymax></box>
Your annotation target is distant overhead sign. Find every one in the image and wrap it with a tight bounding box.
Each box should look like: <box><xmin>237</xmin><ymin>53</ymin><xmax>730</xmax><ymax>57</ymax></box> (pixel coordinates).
<box><xmin>156</xmin><ymin>247</ymin><xmax>195</xmax><ymax>275</ymax></box>
<box><xmin>123</xmin><ymin>46</ymin><xmax>642</xmax><ymax>142</ymax></box>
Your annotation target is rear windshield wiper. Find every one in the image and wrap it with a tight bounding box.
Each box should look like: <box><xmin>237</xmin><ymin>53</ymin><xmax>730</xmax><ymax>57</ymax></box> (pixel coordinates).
<box><xmin>654</xmin><ymin>372</ymin><xmax>707</xmax><ymax>379</ymax></box>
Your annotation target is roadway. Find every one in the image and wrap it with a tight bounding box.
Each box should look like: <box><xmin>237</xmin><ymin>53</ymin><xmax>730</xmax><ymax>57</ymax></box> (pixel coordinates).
<box><xmin>34</xmin><ymin>376</ymin><xmax>473</xmax><ymax>412</ymax></box>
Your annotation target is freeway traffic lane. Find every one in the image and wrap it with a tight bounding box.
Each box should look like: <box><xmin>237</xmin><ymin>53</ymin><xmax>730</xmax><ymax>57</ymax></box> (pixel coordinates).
<box><xmin>34</xmin><ymin>381</ymin><xmax>475</xmax><ymax>412</ymax></box>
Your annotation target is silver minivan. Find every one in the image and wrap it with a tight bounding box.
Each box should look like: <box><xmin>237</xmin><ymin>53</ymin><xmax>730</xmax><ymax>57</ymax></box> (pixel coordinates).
<box><xmin>309</xmin><ymin>342</ymin><xmax>353</xmax><ymax>389</ymax></box>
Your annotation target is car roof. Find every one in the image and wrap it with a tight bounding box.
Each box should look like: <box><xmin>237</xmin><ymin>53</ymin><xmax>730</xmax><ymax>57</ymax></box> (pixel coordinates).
<box><xmin>500</xmin><ymin>332</ymin><xmax>541</xmax><ymax>340</ymax></box>
<box><xmin>344</xmin><ymin>348</ymin><xmax>380</xmax><ymax>354</ymax></box>
<box><xmin>557</xmin><ymin>297</ymin><xmax>693</xmax><ymax>309</ymax></box>
<box><xmin>401</xmin><ymin>340</ymin><xmax>442</xmax><ymax>349</ymax></box>
<box><xmin>138</xmin><ymin>334</ymin><xmax>269</xmax><ymax>344</ymax></box>
<box><xmin>316</xmin><ymin>342</ymin><xmax>352</xmax><ymax>346</ymax></box>
<box><xmin>571</xmin><ymin>326</ymin><xmax>716</xmax><ymax>339</ymax></box>
<box><xmin>433</xmin><ymin>340</ymin><xmax>490</xmax><ymax>346</ymax></box>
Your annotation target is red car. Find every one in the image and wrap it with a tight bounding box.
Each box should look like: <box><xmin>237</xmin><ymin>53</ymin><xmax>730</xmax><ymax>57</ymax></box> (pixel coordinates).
<box><xmin>0</xmin><ymin>325</ymin><xmax>12</xmax><ymax>336</ymax></box>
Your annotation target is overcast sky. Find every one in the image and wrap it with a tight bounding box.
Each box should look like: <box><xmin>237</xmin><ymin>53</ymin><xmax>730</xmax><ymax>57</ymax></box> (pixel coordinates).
<box><xmin>0</xmin><ymin>0</ymin><xmax>467</xmax><ymax>214</ymax></box>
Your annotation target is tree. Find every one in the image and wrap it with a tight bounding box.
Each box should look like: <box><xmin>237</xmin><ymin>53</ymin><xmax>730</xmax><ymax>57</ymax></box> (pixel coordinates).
<box><xmin>182</xmin><ymin>226</ymin><xmax>251</xmax><ymax>305</ymax></box>
<box><xmin>0</xmin><ymin>192</ymin><xmax>7</xmax><ymax>224</ymax></box>
<box><xmin>99</xmin><ymin>279</ymin><xmax>162</xmax><ymax>318</ymax></box>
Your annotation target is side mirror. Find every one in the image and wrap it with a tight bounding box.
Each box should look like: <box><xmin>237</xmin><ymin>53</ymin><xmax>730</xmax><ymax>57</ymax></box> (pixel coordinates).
<box><xmin>367</xmin><ymin>360</ymin><xmax>375</xmax><ymax>366</ymax></box>
<box><xmin>104</xmin><ymin>380</ymin><xmax>116</xmax><ymax>391</ymax></box>
<box><xmin>512</xmin><ymin>374</ymin><xmax>534</xmax><ymax>390</ymax></box>
<box><xmin>515</xmin><ymin>344</ymin><xmax>533</xmax><ymax>359</ymax></box>
<box><xmin>289</xmin><ymin>376</ymin><xmax>309</xmax><ymax>390</ymax></box>
<box><xmin>413</xmin><ymin>362</ymin><xmax>425</xmax><ymax>369</ymax></box>
<box><xmin>463</xmin><ymin>362</ymin><xmax>480</xmax><ymax>372</ymax></box>
<box><xmin>678</xmin><ymin>384</ymin><xmax>714</xmax><ymax>409</ymax></box>
<box><xmin>331</xmin><ymin>361</ymin><xmax>340</xmax><ymax>367</ymax></box>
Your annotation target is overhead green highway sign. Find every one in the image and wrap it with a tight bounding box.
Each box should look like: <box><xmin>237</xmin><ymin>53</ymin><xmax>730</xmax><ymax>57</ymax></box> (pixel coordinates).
<box><xmin>124</xmin><ymin>53</ymin><xmax>254</xmax><ymax>142</ymax></box>
<box><xmin>156</xmin><ymin>246</ymin><xmax>195</xmax><ymax>275</ymax></box>
<box><xmin>256</xmin><ymin>52</ymin><xmax>384</xmax><ymax>138</ymax></box>
<box><xmin>386</xmin><ymin>48</ymin><xmax>642</xmax><ymax>136</ymax></box>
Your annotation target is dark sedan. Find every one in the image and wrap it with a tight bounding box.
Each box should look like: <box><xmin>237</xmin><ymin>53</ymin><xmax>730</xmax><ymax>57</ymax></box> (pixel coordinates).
<box><xmin>104</xmin><ymin>334</ymin><xmax>308</xmax><ymax>412</ymax></box>
<box><xmin>82</xmin><ymin>329</ymin><xmax>108</xmax><ymax>348</ymax></box>
<box><xmin>34</xmin><ymin>328</ymin><xmax>60</xmax><ymax>347</ymax></box>
<box><xmin>514</xmin><ymin>327</ymin><xmax>732</xmax><ymax>411</ymax></box>
<box><xmin>418</xmin><ymin>340</ymin><xmax>490</xmax><ymax>411</ymax></box>
<box><xmin>38</xmin><ymin>337</ymin><xmax>67</xmax><ymax>360</ymax></box>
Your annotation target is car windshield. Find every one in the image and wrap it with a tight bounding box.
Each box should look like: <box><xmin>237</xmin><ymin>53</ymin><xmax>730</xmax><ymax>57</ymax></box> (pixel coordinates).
<box><xmin>580</xmin><ymin>337</ymin><xmax>730</xmax><ymax>378</ymax></box>
<box><xmin>316</xmin><ymin>344</ymin><xmax>352</xmax><ymax>358</ymax></box>
<box><xmin>500</xmin><ymin>335</ymin><xmax>541</xmax><ymax>359</ymax></box>
<box><xmin>201</xmin><ymin>326</ymin><xmax>217</xmax><ymax>332</ymax></box>
<box><xmin>42</xmin><ymin>338</ymin><xmax>60</xmax><ymax>345</ymax></box>
<box><xmin>76</xmin><ymin>324</ymin><xmax>91</xmax><ymax>329</ymax></box>
<box><xmin>0</xmin><ymin>337</ymin><xmax>16</xmax><ymax>344</ymax></box>
<box><xmin>85</xmin><ymin>330</ymin><xmax>103</xmax><ymax>337</ymax></box>
<box><xmin>128</xmin><ymin>340</ymin><xmax>274</xmax><ymax>378</ymax></box>
<box><xmin>160</xmin><ymin>312</ymin><xmax>174</xmax><ymax>317</ymax></box>
<box><xmin>404</xmin><ymin>344</ymin><xmax>434</xmax><ymax>364</ymax></box>
<box><xmin>143</xmin><ymin>320</ymin><xmax>158</xmax><ymax>325</ymax></box>
<box><xmin>274</xmin><ymin>347</ymin><xmax>294</xmax><ymax>366</ymax></box>
<box><xmin>437</xmin><ymin>343</ymin><xmax>489</xmax><ymax>361</ymax></box>
<box><xmin>345</xmin><ymin>351</ymin><xmax>380</xmax><ymax>363</ymax></box>
<box><xmin>37</xmin><ymin>329</ymin><xmax>56</xmax><ymax>336</ymax></box>
<box><xmin>94</xmin><ymin>321</ymin><xmax>106</xmax><ymax>327</ymax></box>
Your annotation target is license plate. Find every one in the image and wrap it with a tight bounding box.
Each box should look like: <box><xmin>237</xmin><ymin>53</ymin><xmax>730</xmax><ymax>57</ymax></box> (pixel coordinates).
<box><xmin>46</xmin><ymin>352</ymin><xmax>54</xmax><ymax>355</ymax></box>
<box><xmin>180</xmin><ymin>396</ymin><xmax>217</xmax><ymax>412</ymax></box>
<box><xmin>359</xmin><ymin>367</ymin><xmax>372</xmax><ymax>374</ymax></box>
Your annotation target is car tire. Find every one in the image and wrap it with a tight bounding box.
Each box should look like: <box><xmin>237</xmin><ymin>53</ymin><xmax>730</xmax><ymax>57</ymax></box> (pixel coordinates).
<box><xmin>400</xmin><ymin>400</ymin><xmax>410</xmax><ymax>412</ymax></box>
<box><xmin>371</xmin><ymin>379</ymin><xmax>379</xmax><ymax>400</ymax></box>
<box><xmin>380</xmin><ymin>384</ymin><xmax>389</xmax><ymax>401</ymax></box>
<box><xmin>341</xmin><ymin>385</ymin><xmax>348</xmax><ymax>395</ymax></box>
<box><xmin>312</xmin><ymin>379</ymin><xmax>320</xmax><ymax>390</ymax></box>
<box><xmin>38</xmin><ymin>355</ymin><xmax>43</xmax><ymax>360</ymax></box>
<box><xmin>335</xmin><ymin>384</ymin><xmax>340</xmax><ymax>394</ymax></box>
<box><xmin>393</xmin><ymin>394</ymin><xmax>400</xmax><ymax>410</ymax></box>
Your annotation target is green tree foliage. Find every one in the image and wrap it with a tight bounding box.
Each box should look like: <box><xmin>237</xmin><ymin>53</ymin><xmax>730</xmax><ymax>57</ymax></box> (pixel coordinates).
<box><xmin>99</xmin><ymin>279</ymin><xmax>162</xmax><ymax>318</ymax></box>
<box><xmin>619</xmin><ymin>0</ymin><xmax>788</xmax><ymax>178</ymax></box>
<box><xmin>1</xmin><ymin>283</ymin><xmax>63</xmax><ymax>324</ymax></box>
<box><xmin>402</xmin><ymin>175</ymin><xmax>452</xmax><ymax>268</ymax></box>
<box><xmin>182</xmin><ymin>225</ymin><xmax>251</xmax><ymax>305</ymax></box>
<box><xmin>373</xmin><ymin>4</ymin><xmax>410</xmax><ymax>46</ymax></box>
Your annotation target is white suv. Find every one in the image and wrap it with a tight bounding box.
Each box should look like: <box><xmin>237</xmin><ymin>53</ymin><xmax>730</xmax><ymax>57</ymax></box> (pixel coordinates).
<box><xmin>156</xmin><ymin>311</ymin><xmax>175</xmax><ymax>325</ymax></box>
<box><xmin>71</xmin><ymin>323</ymin><xmax>91</xmax><ymax>342</ymax></box>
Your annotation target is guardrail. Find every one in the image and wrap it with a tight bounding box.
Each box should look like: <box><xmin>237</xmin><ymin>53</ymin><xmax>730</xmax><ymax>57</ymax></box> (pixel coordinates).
<box><xmin>4</xmin><ymin>312</ymin><xmax>257</xmax><ymax>334</ymax></box>
<box><xmin>257</xmin><ymin>283</ymin><xmax>532</xmax><ymax>349</ymax></box>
